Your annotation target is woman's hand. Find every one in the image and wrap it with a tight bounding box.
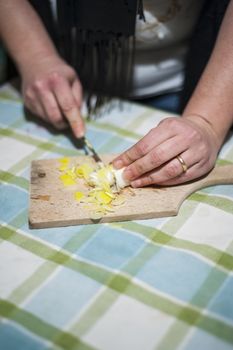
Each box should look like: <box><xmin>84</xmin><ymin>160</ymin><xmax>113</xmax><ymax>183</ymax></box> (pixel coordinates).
<box><xmin>21</xmin><ymin>54</ymin><xmax>84</xmax><ymax>137</ymax></box>
<box><xmin>112</xmin><ymin>115</ymin><xmax>221</xmax><ymax>186</ymax></box>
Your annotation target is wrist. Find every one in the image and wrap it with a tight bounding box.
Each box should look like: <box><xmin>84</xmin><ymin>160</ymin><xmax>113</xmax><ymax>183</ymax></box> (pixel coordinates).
<box><xmin>17</xmin><ymin>46</ymin><xmax>59</xmax><ymax>76</ymax></box>
<box><xmin>181</xmin><ymin>113</ymin><xmax>223</xmax><ymax>149</ymax></box>
<box><xmin>182</xmin><ymin>101</ymin><xmax>233</xmax><ymax>145</ymax></box>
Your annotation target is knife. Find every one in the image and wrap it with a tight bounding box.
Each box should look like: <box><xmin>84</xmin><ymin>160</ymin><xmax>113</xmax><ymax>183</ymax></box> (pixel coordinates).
<box><xmin>79</xmin><ymin>137</ymin><xmax>104</xmax><ymax>166</ymax></box>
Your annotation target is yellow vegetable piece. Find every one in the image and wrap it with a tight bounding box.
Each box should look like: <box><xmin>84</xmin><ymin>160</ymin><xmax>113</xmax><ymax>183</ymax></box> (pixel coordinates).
<box><xmin>76</xmin><ymin>164</ymin><xmax>94</xmax><ymax>180</ymax></box>
<box><xmin>96</xmin><ymin>191</ymin><xmax>113</xmax><ymax>204</ymax></box>
<box><xmin>58</xmin><ymin>157</ymin><xmax>70</xmax><ymax>171</ymax></box>
<box><xmin>66</xmin><ymin>167</ymin><xmax>77</xmax><ymax>179</ymax></box>
<box><xmin>105</xmin><ymin>191</ymin><xmax>115</xmax><ymax>199</ymax></box>
<box><xmin>74</xmin><ymin>191</ymin><xmax>84</xmax><ymax>201</ymax></box>
<box><xmin>59</xmin><ymin>157</ymin><xmax>70</xmax><ymax>164</ymax></box>
<box><xmin>59</xmin><ymin>173</ymin><xmax>76</xmax><ymax>186</ymax></box>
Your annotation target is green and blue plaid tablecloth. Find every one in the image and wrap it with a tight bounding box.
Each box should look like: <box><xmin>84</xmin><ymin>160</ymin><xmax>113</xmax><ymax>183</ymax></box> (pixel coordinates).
<box><xmin>0</xmin><ymin>83</ymin><xmax>233</xmax><ymax>350</ymax></box>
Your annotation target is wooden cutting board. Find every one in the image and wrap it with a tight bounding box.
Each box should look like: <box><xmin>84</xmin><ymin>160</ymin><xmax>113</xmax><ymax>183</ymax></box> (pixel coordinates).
<box><xmin>29</xmin><ymin>156</ymin><xmax>233</xmax><ymax>229</ymax></box>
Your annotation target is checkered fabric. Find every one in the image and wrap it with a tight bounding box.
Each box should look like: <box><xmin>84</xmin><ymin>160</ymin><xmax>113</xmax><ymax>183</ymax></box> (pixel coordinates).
<box><xmin>0</xmin><ymin>83</ymin><xmax>233</xmax><ymax>350</ymax></box>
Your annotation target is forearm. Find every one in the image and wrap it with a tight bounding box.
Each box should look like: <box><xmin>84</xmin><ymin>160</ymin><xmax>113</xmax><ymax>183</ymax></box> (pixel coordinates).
<box><xmin>0</xmin><ymin>0</ymin><xmax>58</xmax><ymax>74</ymax></box>
<box><xmin>183</xmin><ymin>0</ymin><xmax>233</xmax><ymax>146</ymax></box>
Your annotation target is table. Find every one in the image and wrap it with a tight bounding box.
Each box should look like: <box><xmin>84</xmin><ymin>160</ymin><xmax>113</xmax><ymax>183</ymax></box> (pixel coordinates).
<box><xmin>0</xmin><ymin>83</ymin><xmax>233</xmax><ymax>350</ymax></box>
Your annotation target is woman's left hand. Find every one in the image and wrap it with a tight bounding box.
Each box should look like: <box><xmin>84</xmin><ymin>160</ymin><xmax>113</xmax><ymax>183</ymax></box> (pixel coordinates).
<box><xmin>112</xmin><ymin>115</ymin><xmax>221</xmax><ymax>186</ymax></box>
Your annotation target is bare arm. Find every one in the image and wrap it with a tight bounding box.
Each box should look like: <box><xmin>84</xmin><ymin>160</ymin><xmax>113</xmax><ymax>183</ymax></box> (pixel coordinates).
<box><xmin>0</xmin><ymin>0</ymin><xmax>57</xmax><ymax>73</ymax></box>
<box><xmin>183</xmin><ymin>0</ymin><xmax>233</xmax><ymax>143</ymax></box>
<box><xmin>113</xmin><ymin>0</ymin><xmax>233</xmax><ymax>186</ymax></box>
<box><xmin>0</xmin><ymin>0</ymin><xmax>84</xmax><ymax>137</ymax></box>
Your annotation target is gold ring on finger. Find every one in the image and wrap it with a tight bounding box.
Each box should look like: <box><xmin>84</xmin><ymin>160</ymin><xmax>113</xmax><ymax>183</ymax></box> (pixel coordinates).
<box><xmin>176</xmin><ymin>155</ymin><xmax>188</xmax><ymax>173</ymax></box>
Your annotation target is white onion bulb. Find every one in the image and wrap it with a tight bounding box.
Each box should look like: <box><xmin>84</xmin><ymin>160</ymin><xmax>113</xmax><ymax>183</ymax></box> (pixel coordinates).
<box><xmin>112</xmin><ymin>167</ymin><xmax>130</xmax><ymax>189</ymax></box>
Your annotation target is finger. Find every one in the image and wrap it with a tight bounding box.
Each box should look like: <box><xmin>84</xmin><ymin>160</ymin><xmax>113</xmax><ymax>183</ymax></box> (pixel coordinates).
<box><xmin>26</xmin><ymin>99</ymin><xmax>48</xmax><ymax>122</ymax></box>
<box><xmin>160</xmin><ymin>161</ymin><xmax>210</xmax><ymax>186</ymax></box>
<box><xmin>72</xmin><ymin>79</ymin><xmax>86</xmax><ymax>135</ymax></box>
<box><xmin>52</xmin><ymin>75</ymin><xmax>84</xmax><ymax>137</ymax></box>
<box><xmin>123</xmin><ymin>134</ymin><xmax>189</xmax><ymax>181</ymax></box>
<box><xmin>72</xmin><ymin>79</ymin><xmax>83</xmax><ymax>108</ymax></box>
<box><xmin>24</xmin><ymin>88</ymin><xmax>47</xmax><ymax>121</ymax></box>
<box><xmin>39</xmin><ymin>89</ymin><xmax>68</xmax><ymax>130</ymax></box>
<box><xmin>112</xmin><ymin>118</ymin><xmax>177</xmax><ymax>169</ymax></box>
<box><xmin>131</xmin><ymin>149</ymin><xmax>200</xmax><ymax>187</ymax></box>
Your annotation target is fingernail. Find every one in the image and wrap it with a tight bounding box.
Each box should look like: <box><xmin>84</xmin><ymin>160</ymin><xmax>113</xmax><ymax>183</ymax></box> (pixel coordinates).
<box><xmin>72</xmin><ymin>123</ymin><xmax>85</xmax><ymax>138</ymax></box>
<box><xmin>131</xmin><ymin>179</ymin><xmax>141</xmax><ymax>187</ymax></box>
<box><xmin>113</xmin><ymin>159</ymin><xmax>124</xmax><ymax>169</ymax></box>
<box><xmin>124</xmin><ymin>168</ymin><xmax>134</xmax><ymax>180</ymax></box>
<box><xmin>76</xmin><ymin>129</ymin><xmax>85</xmax><ymax>138</ymax></box>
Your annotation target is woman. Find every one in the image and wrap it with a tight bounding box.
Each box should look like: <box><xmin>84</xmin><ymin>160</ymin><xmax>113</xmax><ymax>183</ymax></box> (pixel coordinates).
<box><xmin>0</xmin><ymin>0</ymin><xmax>232</xmax><ymax>186</ymax></box>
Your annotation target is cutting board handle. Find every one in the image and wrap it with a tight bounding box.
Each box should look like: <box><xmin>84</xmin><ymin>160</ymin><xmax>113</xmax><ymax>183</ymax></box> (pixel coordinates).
<box><xmin>164</xmin><ymin>164</ymin><xmax>233</xmax><ymax>217</ymax></box>
<box><xmin>178</xmin><ymin>164</ymin><xmax>233</xmax><ymax>203</ymax></box>
<box><xmin>194</xmin><ymin>164</ymin><xmax>233</xmax><ymax>189</ymax></box>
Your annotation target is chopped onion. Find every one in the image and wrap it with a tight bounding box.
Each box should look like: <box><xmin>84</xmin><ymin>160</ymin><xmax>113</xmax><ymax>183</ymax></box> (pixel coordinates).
<box><xmin>58</xmin><ymin>158</ymin><xmax>129</xmax><ymax>218</ymax></box>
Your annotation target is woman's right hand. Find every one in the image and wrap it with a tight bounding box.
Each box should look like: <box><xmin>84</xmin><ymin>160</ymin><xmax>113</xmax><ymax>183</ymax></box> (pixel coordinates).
<box><xmin>21</xmin><ymin>53</ymin><xmax>85</xmax><ymax>137</ymax></box>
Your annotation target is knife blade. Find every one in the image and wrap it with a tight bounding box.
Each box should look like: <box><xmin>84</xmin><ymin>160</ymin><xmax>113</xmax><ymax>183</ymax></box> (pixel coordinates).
<box><xmin>79</xmin><ymin>137</ymin><xmax>104</xmax><ymax>165</ymax></box>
